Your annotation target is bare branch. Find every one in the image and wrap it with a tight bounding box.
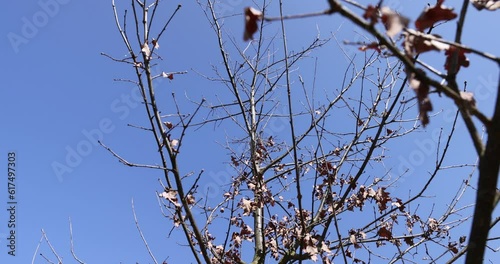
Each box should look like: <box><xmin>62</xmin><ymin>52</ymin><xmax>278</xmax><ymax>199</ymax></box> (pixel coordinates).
<box><xmin>41</xmin><ymin>229</ymin><xmax>63</xmax><ymax>264</ymax></box>
<box><xmin>69</xmin><ymin>217</ymin><xmax>85</xmax><ymax>264</ymax></box>
<box><xmin>132</xmin><ymin>198</ymin><xmax>159</xmax><ymax>264</ymax></box>
<box><xmin>98</xmin><ymin>140</ymin><xmax>169</xmax><ymax>170</ymax></box>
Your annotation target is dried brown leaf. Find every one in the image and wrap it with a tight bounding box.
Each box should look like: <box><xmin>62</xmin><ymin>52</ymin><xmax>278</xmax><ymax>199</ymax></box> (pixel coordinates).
<box><xmin>161</xmin><ymin>72</ymin><xmax>174</xmax><ymax>80</ymax></box>
<box><xmin>428</xmin><ymin>218</ymin><xmax>439</xmax><ymax>232</ymax></box>
<box><xmin>231</xmin><ymin>156</ymin><xmax>240</xmax><ymax>167</ymax></box>
<box><xmin>186</xmin><ymin>194</ymin><xmax>195</xmax><ymax>205</ymax></box>
<box><xmin>305</xmin><ymin>245</ymin><xmax>318</xmax><ymax>261</ymax></box>
<box><xmin>381</xmin><ymin>7</ymin><xmax>409</xmax><ymax>37</ymax></box>
<box><xmin>164</xmin><ymin>121</ymin><xmax>173</xmax><ymax>129</ymax></box>
<box><xmin>404</xmin><ymin>236</ymin><xmax>414</xmax><ymax>246</ymax></box>
<box><xmin>317</xmin><ymin>160</ymin><xmax>336</xmax><ymax>176</ymax></box>
<box><xmin>363</xmin><ymin>5</ymin><xmax>379</xmax><ymax>24</ymax></box>
<box><xmin>445</xmin><ymin>46</ymin><xmax>470</xmax><ymax>73</ymax></box>
<box><xmin>152</xmin><ymin>39</ymin><xmax>159</xmax><ymax>49</ymax></box>
<box><xmin>415</xmin><ymin>0</ymin><xmax>457</xmax><ymax>31</ymax></box>
<box><xmin>359</xmin><ymin>42</ymin><xmax>383</xmax><ymax>53</ymax></box>
<box><xmin>377</xmin><ymin>226</ymin><xmax>393</xmax><ymax>239</ymax></box>
<box><xmin>240</xmin><ymin>198</ymin><xmax>256</xmax><ymax>216</ymax></box>
<box><xmin>471</xmin><ymin>0</ymin><xmax>500</xmax><ymax>10</ymax></box>
<box><xmin>160</xmin><ymin>189</ymin><xmax>180</xmax><ymax>207</ymax></box>
<box><xmin>408</xmin><ymin>70</ymin><xmax>433</xmax><ymax>126</ymax></box>
<box><xmin>374</xmin><ymin>187</ymin><xmax>391</xmax><ymax>212</ymax></box>
<box><xmin>448</xmin><ymin>242</ymin><xmax>459</xmax><ymax>254</ymax></box>
<box><xmin>243</xmin><ymin>7</ymin><xmax>262</xmax><ymax>41</ymax></box>
<box><xmin>403</xmin><ymin>30</ymin><xmax>450</xmax><ymax>56</ymax></box>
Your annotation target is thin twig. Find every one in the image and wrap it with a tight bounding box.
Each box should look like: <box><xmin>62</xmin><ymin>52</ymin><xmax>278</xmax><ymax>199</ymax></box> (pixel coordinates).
<box><xmin>69</xmin><ymin>217</ymin><xmax>85</xmax><ymax>264</ymax></box>
<box><xmin>41</xmin><ymin>229</ymin><xmax>63</xmax><ymax>264</ymax></box>
<box><xmin>31</xmin><ymin>233</ymin><xmax>44</xmax><ymax>264</ymax></box>
<box><xmin>404</xmin><ymin>29</ymin><xmax>500</xmax><ymax>64</ymax></box>
<box><xmin>98</xmin><ymin>140</ymin><xmax>169</xmax><ymax>170</ymax></box>
<box><xmin>132</xmin><ymin>198</ymin><xmax>159</xmax><ymax>264</ymax></box>
<box><xmin>264</xmin><ymin>9</ymin><xmax>331</xmax><ymax>21</ymax></box>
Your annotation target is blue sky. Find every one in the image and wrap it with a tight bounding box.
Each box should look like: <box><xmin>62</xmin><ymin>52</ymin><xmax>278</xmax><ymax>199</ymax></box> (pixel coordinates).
<box><xmin>1</xmin><ymin>0</ymin><xmax>499</xmax><ymax>263</ymax></box>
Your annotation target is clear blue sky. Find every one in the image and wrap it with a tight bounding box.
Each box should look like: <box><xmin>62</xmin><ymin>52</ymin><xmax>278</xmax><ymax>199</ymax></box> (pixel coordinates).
<box><xmin>1</xmin><ymin>1</ymin><xmax>498</xmax><ymax>263</ymax></box>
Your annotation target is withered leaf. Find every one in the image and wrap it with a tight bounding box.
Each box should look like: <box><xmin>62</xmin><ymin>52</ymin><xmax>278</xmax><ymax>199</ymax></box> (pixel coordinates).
<box><xmin>392</xmin><ymin>198</ymin><xmax>406</xmax><ymax>212</ymax></box>
<box><xmin>427</xmin><ymin>218</ymin><xmax>439</xmax><ymax>232</ymax></box>
<box><xmin>350</xmin><ymin>233</ymin><xmax>361</xmax><ymax>248</ymax></box>
<box><xmin>231</xmin><ymin>155</ymin><xmax>240</xmax><ymax>167</ymax></box>
<box><xmin>460</xmin><ymin>91</ymin><xmax>476</xmax><ymax>107</ymax></box>
<box><xmin>363</xmin><ymin>5</ymin><xmax>379</xmax><ymax>24</ymax></box>
<box><xmin>232</xmin><ymin>232</ymin><xmax>242</xmax><ymax>247</ymax></box>
<box><xmin>267</xmin><ymin>136</ymin><xmax>275</xmax><ymax>147</ymax></box>
<box><xmin>240</xmin><ymin>198</ymin><xmax>256</xmax><ymax>216</ymax></box>
<box><xmin>470</xmin><ymin>0</ymin><xmax>500</xmax><ymax>10</ymax></box>
<box><xmin>317</xmin><ymin>160</ymin><xmax>336</xmax><ymax>176</ymax></box>
<box><xmin>243</xmin><ymin>7</ymin><xmax>263</xmax><ymax>41</ymax></box>
<box><xmin>448</xmin><ymin>242</ymin><xmax>459</xmax><ymax>254</ymax></box>
<box><xmin>186</xmin><ymin>194</ymin><xmax>196</xmax><ymax>205</ymax></box>
<box><xmin>160</xmin><ymin>189</ymin><xmax>180</xmax><ymax>207</ymax></box>
<box><xmin>305</xmin><ymin>244</ymin><xmax>318</xmax><ymax>261</ymax></box>
<box><xmin>333</xmin><ymin>147</ymin><xmax>341</xmax><ymax>156</ymax></box>
<box><xmin>353</xmin><ymin>258</ymin><xmax>366</xmax><ymax>264</ymax></box>
<box><xmin>240</xmin><ymin>224</ymin><xmax>253</xmax><ymax>236</ymax></box>
<box><xmin>377</xmin><ymin>226</ymin><xmax>393</xmax><ymax>239</ymax></box>
<box><xmin>408</xmin><ymin>70</ymin><xmax>433</xmax><ymax>126</ymax></box>
<box><xmin>173</xmin><ymin>214</ymin><xmax>183</xmax><ymax>227</ymax></box>
<box><xmin>359</xmin><ymin>42</ymin><xmax>383</xmax><ymax>53</ymax></box>
<box><xmin>415</xmin><ymin>0</ymin><xmax>457</xmax><ymax>32</ymax></box>
<box><xmin>346</xmin><ymin>249</ymin><xmax>353</xmax><ymax>258</ymax></box>
<box><xmin>381</xmin><ymin>7</ymin><xmax>409</xmax><ymax>37</ymax></box>
<box><xmin>164</xmin><ymin>121</ymin><xmax>173</xmax><ymax>129</ymax></box>
<box><xmin>161</xmin><ymin>72</ymin><xmax>174</xmax><ymax>80</ymax></box>
<box><xmin>374</xmin><ymin>187</ymin><xmax>391</xmax><ymax>212</ymax></box>
<box><xmin>403</xmin><ymin>29</ymin><xmax>450</xmax><ymax>56</ymax></box>
<box><xmin>152</xmin><ymin>38</ymin><xmax>159</xmax><ymax>49</ymax></box>
<box><xmin>404</xmin><ymin>236</ymin><xmax>414</xmax><ymax>246</ymax></box>
<box><xmin>357</xmin><ymin>118</ymin><xmax>363</xmax><ymax>126</ymax></box>
<box><xmin>321</xmin><ymin>241</ymin><xmax>331</xmax><ymax>253</ymax></box>
<box><xmin>445</xmin><ymin>46</ymin><xmax>470</xmax><ymax>73</ymax></box>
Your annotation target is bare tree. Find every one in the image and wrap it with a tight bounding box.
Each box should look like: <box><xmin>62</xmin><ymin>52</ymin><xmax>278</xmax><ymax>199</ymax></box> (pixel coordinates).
<box><xmin>99</xmin><ymin>0</ymin><xmax>498</xmax><ymax>263</ymax></box>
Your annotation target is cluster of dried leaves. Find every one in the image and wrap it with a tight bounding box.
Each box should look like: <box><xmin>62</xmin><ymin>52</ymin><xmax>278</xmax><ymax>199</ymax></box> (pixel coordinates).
<box><xmin>363</xmin><ymin>0</ymin><xmax>460</xmax><ymax>126</ymax></box>
<box><xmin>243</xmin><ymin>0</ymin><xmax>497</xmax><ymax>127</ymax></box>
<box><xmin>155</xmin><ymin>1</ymin><xmax>498</xmax><ymax>262</ymax></box>
<box><xmin>202</xmin><ymin>144</ymin><xmax>467</xmax><ymax>263</ymax></box>
<box><xmin>359</xmin><ymin>0</ymin><xmax>496</xmax><ymax>126</ymax></box>
<box><xmin>242</xmin><ymin>1</ymin><xmax>498</xmax><ymax>41</ymax></box>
